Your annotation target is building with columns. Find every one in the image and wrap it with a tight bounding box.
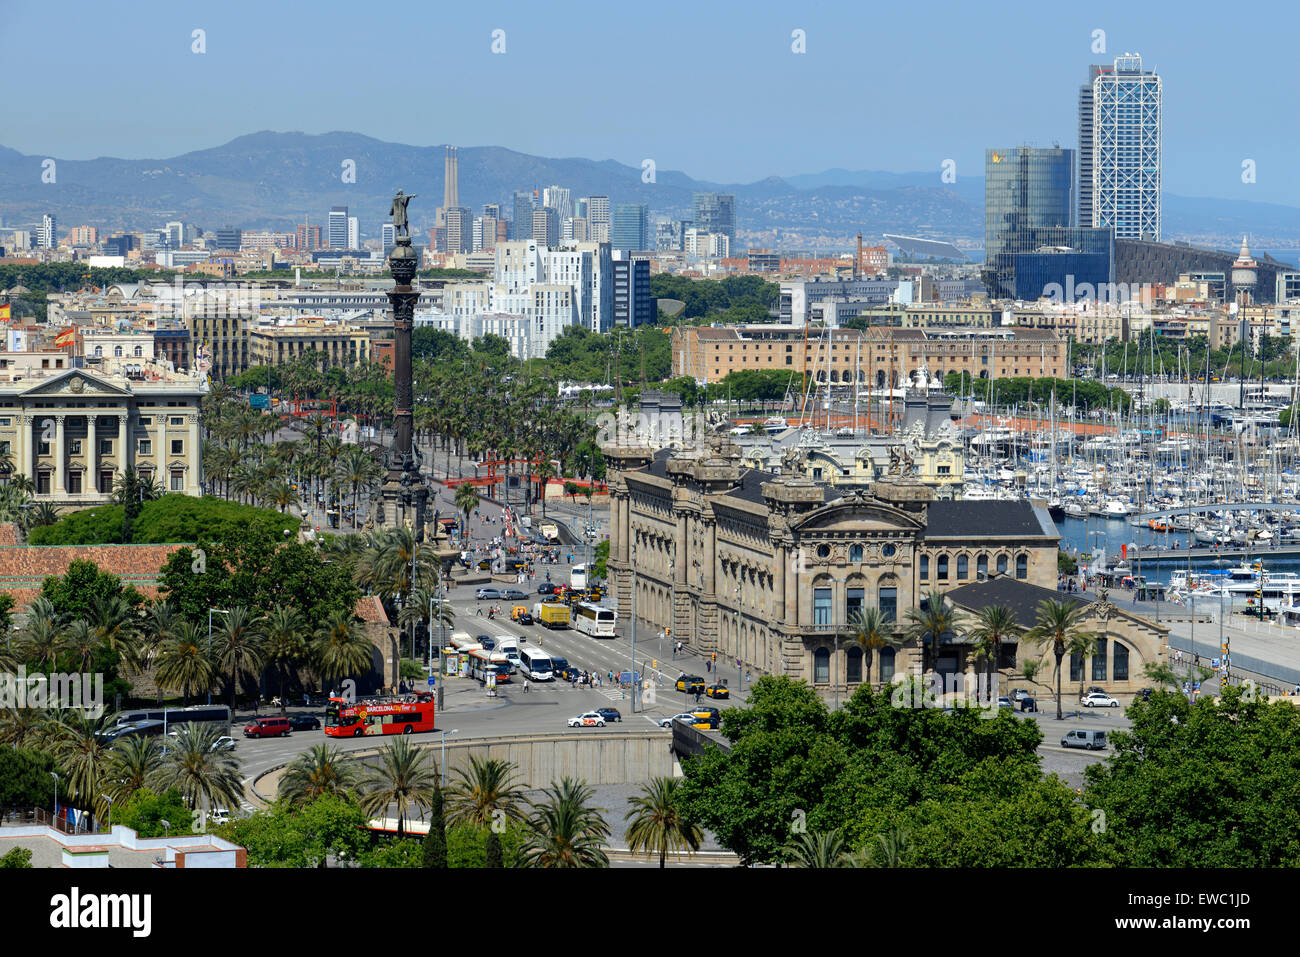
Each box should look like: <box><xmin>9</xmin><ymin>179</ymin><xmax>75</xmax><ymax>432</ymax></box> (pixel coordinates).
<box><xmin>0</xmin><ymin>367</ymin><xmax>204</xmax><ymax>505</ymax></box>
<box><xmin>605</xmin><ymin>437</ymin><xmax>1072</xmax><ymax>693</ymax></box>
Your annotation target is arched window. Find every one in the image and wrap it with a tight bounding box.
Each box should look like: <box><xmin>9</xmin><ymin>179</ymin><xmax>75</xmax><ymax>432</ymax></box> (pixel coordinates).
<box><xmin>846</xmin><ymin>647</ymin><xmax>863</xmax><ymax>683</ymax></box>
<box><xmin>876</xmin><ymin>369</ymin><xmax>886</xmax><ymax>388</ymax></box>
<box><xmin>996</xmin><ymin>554</ymin><xmax>1008</xmax><ymax>575</ymax></box>
<box><xmin>957</xmin><ymin>554</ymin><xmax>969</xmax><ymax>579</ymax></box>
<box><xmin>1016</xmin><ymin>553</ymin><xmax>1028</xmax><ymax>579</ymax></box>
<box><xmin>133</xmin><ymin>345</ymin><xmax>143</xmax><ymax>357</ymax></box>
<box><xmin>1092</xmin><ymin>637</ymin><xmax>1107</xmax><ymax>682</ymax></box>
<box><xmin>114</xmin><ymin>346</ymin><xmax>123</xmax><ymax>357</ymax></box>
<box><xmin>977</xmin><ymin>554</ymin><xmax>989</xmax><ymax>578</ymax></box>
<box><xmin>93</xmin><ymin>345</ymin><xmax>103</xmax><ymax>357</ymax></box>
<box><xmin>880</xmin><ymin>647</ymin><xmax>896</xmax><ymax>682</ymax></box>
<box><xmin>1113</xmin><ymin>641</ymin><xmax>1130</xmax><ymax>681</ymax></box>
<box><xmin>920</xmin><ymin>555</ymin><xmax>929</xmax><ymax>582</ymax></box>
<box><xmin>937</xmin><ymin>555</ymin><xmax>949</xmax><ymax>581</ymax></box>
<box><xmin>813</xmin><ymin>647</ymin><xmax>830</xmax><ymax>684</ymax></box>
<box><xmin>850</xmin><ymin>544</ymin><xmax>863</xmax><ymax>563</ymax></box>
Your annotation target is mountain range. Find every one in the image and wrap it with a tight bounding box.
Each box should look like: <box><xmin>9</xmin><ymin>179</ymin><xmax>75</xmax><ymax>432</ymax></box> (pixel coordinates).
<box><xmin>1</xmin><ymin>131</ymin><xmax>1297</xmax><ymax>253</ymax></box>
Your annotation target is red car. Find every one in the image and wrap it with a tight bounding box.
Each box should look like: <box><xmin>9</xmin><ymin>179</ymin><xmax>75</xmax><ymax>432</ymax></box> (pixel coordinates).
<box><xmin>243</xmin><ymin>716</ymin><xmax>291</xmax><ymax>738</ymax></box>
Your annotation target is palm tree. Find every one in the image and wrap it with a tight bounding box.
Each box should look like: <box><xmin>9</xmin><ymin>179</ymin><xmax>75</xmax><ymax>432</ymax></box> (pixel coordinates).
<box><xmin>454</xmin><ymin>482</ymin><xmax>479</xmax><ymax>541</ymax></box>
<box><xmin>262</xmin><ymin>605</ymin><xmax>307</xmax><ymax>713</ymax></box>
<box><xmin>278</xmin><ymin>743</ymin><xmax>359</xmax><ymax>806</ymax></box>
<box><xmin>533</xmin><ymin>459</ymin><xmax>555</xmax><ymax>517</ymax></box>
<box><xmin>853</xmin><ymin>826</ymin><xmax>911</xmax><ymax>867</ymax></box>
<box><xmin>1067</xmin><ymin>629</ymin><xmax>1100</xmax><ymax>705</ymax></box>
<box><xmin>903</xmin><ymin>588</ymin><xmax>967</xmax><ymax>675</ymax></box>
<box><xmin>103</xmin><ymin>735</ymin><xmax>165</xmax><ymax>807</ymax></box>
<box><xmin>149</xmin><ymin>722</ymin><xmax>243</xmax><ymax>814</ymax></box>
<box><xmin>519</xmin><ymin>777</ymin><xmax>610</xmax><ymax>868</ymax></box>
<box><xmin>312</xmin><ymin>610</ymin><xmax>374</xmax><ymax>691</ymax></box>
<box><xmin>62</xmin><ymin>619</ymin><xmax>97</xmax><ymax>674</ymax></box>
<box><xmin>87</xmin><ymin>592</ymin><xmax>140</xmax><ymax>672</ymax></box>
<box><xmin>786</xmin><ymin>829</ymin><xmax>850</xmax><ymax>868</ymax></box>
<box><xmin>212</xmin><ymin>605</ymin><xmax>265</xmax><ymax>712</ymax></box>
<box><xmin>357</xmin><ymin>738</ymin><xmax>438</xmax><ymax>839</ymax></box>
<box><xmin>965</xmin><ymin>606</ymin><xmax>1023</xmax><ymax>700</ymax></box>
<box><xmin>848</xmin><ymin>606</ymin><xmax>903</xmax><ymax>685</ymax></box>
<box><xmin>154</xmin><ymin>621</ymin><xmax>216</xmax><ymax>706</ymax></box>
<box><xmin>29</xmin><ymin>501</ymin><xmax>59</xmax><ymax>528</ymax></box>
<box><xmin>1024</xmin><ymin>598</ymin><xmax>1099</xmax><ymax>720</ymax></box>
<box><xmin>445</xmin><ymin>755</ymin><xmax>528</xmax><ymax>865</ymax></box>
<box><xmin>17</xmin><ymin>597</ymin><xmax>63</xmax><ymax>673</ymax></box>
<box><xmin>0</xmin><ymin>706</ymin><xmax>48</xmax><ymax>750</ymax></box>
<box><xmin>623</xmin><ymin>777</ymin><xmax>702</xmax><ymax>868</ymax></box>
<box><xmin>138</xmin><ymin>600</ymin><xmax>180</xmax><ymax>676</ymax></box>
<box><xmin>48</xmin><ymin>709</ymin><xmax>117</xmax><ymax>817</ymax></box>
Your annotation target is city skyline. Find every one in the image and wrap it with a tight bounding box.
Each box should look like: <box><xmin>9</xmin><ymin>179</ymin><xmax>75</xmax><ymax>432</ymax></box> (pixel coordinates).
<box><xmin>1</xmin><ymin>0</ymin><xmax>1297</xmax><ymax>208</ymax></box>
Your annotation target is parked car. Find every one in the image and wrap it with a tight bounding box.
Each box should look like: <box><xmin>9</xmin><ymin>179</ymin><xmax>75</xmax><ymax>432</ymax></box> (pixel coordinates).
<box><xmin>1010</xmin><ymin>689</ymin><xmax>1033</xmax><ymax>702</ymax></box>
<box><xmin>567</xmin><ymin>712</ymin><xmax>606</xmax><ymax>728</ymax></box>
<box><xmin>475</xmin><ymin>587</ymin><xmax>503</xmax><ymax>601</ymax></box>
<box><xmin>676</xmin><ymin>675</ymin><xmax>706</xmax><ymax>694</ymax></box>
<box><xmin>1082</xmin><ymin>692</ymin><xmax>1121</xmax><ymax>708</ymax></box>
<box><xmin>503</xmin><ymin>589</ymin><xmax>529</xmax><ymax>601</ymax></box>
<box><xmin>705</xmin><ymin>684</ymin><xmax>729</xmax><ymax>699</ymax></box>
<box><xmin>243</xmin><ymin>716</ymin><xmax>291</xmax><ymax>738</ymax></box>
<box><xmin>1061</xmin><ymin>728</ymin><xmax>1108</xmax><ymax>750</ymax></box>
<box><xmin>1019</xmin><ymin>696</ymin><xmax>1038</xmax><ymax>713</ymax></box>
<box><xmin>288</xmin><ymin>714</ymin><xmax>321</xmax><ymax>731</ymax></box>
<box><xmin>658</xmin><ymin>713</ymin><xmax>698</xmax><ymax>728</ymax></box>
<box><xmin>594</xmin><ymin>707</ymin><xmax>622</xmax><ymax>723</ymax></box>
<box><xmin>996</xmin><ymin>696</ymin><xmax>1013</xmax><ymax>709</ymax></box>
<box><xmin>207</xmin><ymin>808</ymin><xmax>231</xmax><ymax>825</ymax></box>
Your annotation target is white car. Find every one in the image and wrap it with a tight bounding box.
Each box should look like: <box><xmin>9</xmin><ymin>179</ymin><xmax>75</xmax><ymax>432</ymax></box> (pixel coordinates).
<box><xmin>1010</xmin><ymin>689</ymin><xmax>1032</xmax><ymax>702</ymax></box>
<box><xmin>208</xmin><ymin>808</ymin><xmax>231</xmax><ymax>825</ymax></box>
<box><xmin>1082</xmin><ymin>692</ymin><xmax>1121</xmax><ymax>708</ymax></box>
<box><xmin>658</xmin><ymin>713</ymin><xmax>698</xmax><ymax>728</ymax></box>
<box><xmin>568</xmin><ymin>712</ymin><xmax>606</xmax><ymax>728</ymax></box>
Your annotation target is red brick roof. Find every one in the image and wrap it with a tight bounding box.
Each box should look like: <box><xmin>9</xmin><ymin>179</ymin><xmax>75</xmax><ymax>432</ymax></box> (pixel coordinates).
<box><xmin>0</xmin><ymin>542</ymin><xmax>191</xmax><ymax>607</ymax></box>
<box><xmin>355</xmin><ymin>595</ymin><xmax>389</xmax><ymax>625</ymax></box>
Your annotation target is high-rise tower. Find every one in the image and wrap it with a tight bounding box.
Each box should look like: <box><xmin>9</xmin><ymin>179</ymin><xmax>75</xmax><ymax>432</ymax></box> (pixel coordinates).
<box><xmin>1085</xmin><ymin>53</ymin><xmax>1161</xmax><ymax>240</ymax></box>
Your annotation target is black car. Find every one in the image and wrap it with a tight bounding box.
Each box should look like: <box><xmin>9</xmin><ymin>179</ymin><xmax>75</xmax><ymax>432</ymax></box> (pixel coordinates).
<box><xmin>1019</xmin><ymin>697</ymin><xmax>1038</xmax><ymax>713</ymax></box>
<box><xmin>537</xmin><ymin>583</ymin><xmax>559</xmax><ymax>596</ymax></box>
<box><xmin>289</xmin><ymin>714</ymin><xmax>321</xmax><ymax>731</ymax></box>
<box><xmin>595</xmin><ymin>707</ymin><xmax>622</xmax><ymax>723</ymax></box>
<box><xmin>549</xmin><ymin>656</ymin><xmax>570</xmax><ymax>677</ymax></box>
<box><xmin>556</xmin><ymin>666</ymin><xmax>581</xmax><ymax>682</ymax></box>
<box><xmin>476</xmin><ymin>635</ymin><xmax>495</xmax><ymax>650</ymax></box>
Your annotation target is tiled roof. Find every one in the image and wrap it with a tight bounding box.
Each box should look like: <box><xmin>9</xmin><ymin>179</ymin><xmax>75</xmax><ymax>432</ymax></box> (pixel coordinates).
<box><xmin>0</xmin><ymin>542</ymin><xmax>191</xmax><ymax>606</ymax></box>
<box><xmin>355</xmin><ymin>595</ymin><xmax>389</xmax><ymax>624</ymax></box>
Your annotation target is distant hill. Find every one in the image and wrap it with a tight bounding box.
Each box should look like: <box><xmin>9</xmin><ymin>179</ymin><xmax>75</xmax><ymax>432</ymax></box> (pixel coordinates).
<box><xmin>1</xmin><ymin>133</ymin><xmax>1295</xmax><ymax>249</ymax></box>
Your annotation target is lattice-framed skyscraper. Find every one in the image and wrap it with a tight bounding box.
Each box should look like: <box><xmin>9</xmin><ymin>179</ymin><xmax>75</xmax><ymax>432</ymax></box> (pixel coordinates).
<box><xmin>1084</xmin><ymin>53</ymin><xmax>1161</xmax><ymax>241</ymax></box>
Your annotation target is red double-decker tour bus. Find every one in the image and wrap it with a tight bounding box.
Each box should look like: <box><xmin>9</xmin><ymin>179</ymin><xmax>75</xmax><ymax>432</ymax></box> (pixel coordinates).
<box><xmin>325</xmin><ymin>692</ymin><xmax>436</xmax><ymax>737</ymax></box>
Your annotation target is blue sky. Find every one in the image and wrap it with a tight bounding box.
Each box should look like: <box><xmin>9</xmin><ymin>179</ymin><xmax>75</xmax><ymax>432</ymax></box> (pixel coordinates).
<box><xmin>2</xmin><ymin>0</ymin><xmax>1296</xmax><ymax>206</ymax></box>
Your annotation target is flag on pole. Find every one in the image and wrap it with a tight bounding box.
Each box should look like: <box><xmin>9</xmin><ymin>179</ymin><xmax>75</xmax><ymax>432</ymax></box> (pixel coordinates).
<box><xmin>0</xmin><ymin>304</ymin><xmax>10</xmax><ymax>322</ymax></box>
<box><xmin>54</xmin><ymin>328</ymin><xmax>75</xmax><ymax>347</ymax></box>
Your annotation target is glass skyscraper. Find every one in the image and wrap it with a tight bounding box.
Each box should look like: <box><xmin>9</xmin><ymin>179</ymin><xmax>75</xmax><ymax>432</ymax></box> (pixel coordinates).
<box><xmin>1083</xmin><ymin>53</ymin><xmax>1161</xmax><ymax>240</ymax></box>
<box><xmin>983</xmin><ymin>147</ymin><xmax>1074</xmax><ymax>298</ymax></box>
<box><xmin>693</xmin><ymin>192</ymin><xmax>736</xmax><ymax>240</ymax></box>
<box><xmin>611</xmin><ymin>203</ymin><xmax>649</xmax><ymax>252</ymax></box>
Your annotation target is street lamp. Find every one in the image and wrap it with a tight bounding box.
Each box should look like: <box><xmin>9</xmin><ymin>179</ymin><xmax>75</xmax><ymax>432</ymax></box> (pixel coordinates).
<box><xmin>629</xmin><ymin>539</ymin><xmax>638</xmax><ymax>714</ymax></box>
<box><xmin>102</xmin><ymin>794</ymin><xmax>114</xmax><ymax>831</ymax></box>
<box><xmin>50</xmin><ymin>771</ymin><xmax>58</xmax><ymax>826</ymax></box>
<box><xmin>439</xmin><ymin>728</ymin><xmax>458</xmax><ymax>789</ymax></box>
<box><xmin>207</xmin><ymin>607</ymin><xmax>230</xmax><ymax>707</ymax></box>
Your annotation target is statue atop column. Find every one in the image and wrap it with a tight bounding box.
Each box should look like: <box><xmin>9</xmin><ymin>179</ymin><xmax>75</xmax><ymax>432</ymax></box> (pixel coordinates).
<box><xmin>389</xmin><ymin>190</ymin><xmax>417</xmax><ymax>238</ymax></box>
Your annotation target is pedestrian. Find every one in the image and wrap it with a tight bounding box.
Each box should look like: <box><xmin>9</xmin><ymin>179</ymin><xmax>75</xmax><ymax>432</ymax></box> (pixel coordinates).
<box><xmin>695</xmin><ymin>689</ymin><xmax>702</xmax><ymax>704</ymax></box>
<box><xmin>745</xmin><ymin>669</ymin><xmax>751</xmax><ymax>683</ymax></box>
<box><xmin>706</xmin><ymin>659</ymin><xmax>711</xmax><ymax>673</ymax></box>
<box><xmin>523</xmin><ymin>680</ymin><xmax>529</xmax><ymax>693</ymax></box>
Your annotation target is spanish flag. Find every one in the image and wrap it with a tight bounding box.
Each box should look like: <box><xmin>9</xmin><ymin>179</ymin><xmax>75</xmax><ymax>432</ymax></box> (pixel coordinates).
<box><xmin>0</xmin><ymin>304</ymin><xmax>9</xmax><ymax>322</ymax></box>
<box><xmin>54</xmin><ymin>328</ymin><xmax>75</xmax><ymax>347</ymax></box>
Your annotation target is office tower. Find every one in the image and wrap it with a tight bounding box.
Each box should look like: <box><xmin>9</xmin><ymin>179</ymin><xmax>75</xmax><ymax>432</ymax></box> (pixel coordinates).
<box><xmin>585</xmin><ymin>195</ymin><xmax>610</xmax><ymax>242</ymax></box>
<box><xmin>570</xmin><ymin>217</ymin><xmax>588</xmax><ymax>242</ymax></box>
<box><xmin>983</xmin><ymin>146</ymin><xmax>1075</xmax><ymax>298</ymax></box>
<box><xmin>297</xmin><ymin>222</ymin><xmax>322</xmax><ymax>252</ymax></box>
<box><xmin>611</xmin><ymin>251</ymin><xmax>656</xmax><ymax>328</ymax></box>
<box><xmin>610</xmin><ymin>203</ymin><xmax>649</xmax><ymax>252</ymax></box>
<box><xmin>543</xmin><ymin>186</ymin><xmax>572</xmax><ymax>221</ymax></box>
<box><xmin>1084</xmin><ymin>53</ymin><xmax>1162</xmax><ymax>240</ymax></box>
<box><xmin>693</xmin><ymin>192</ymin><xmax>736</xmax><ymax>240</ymax></box>
<box><xmin>347</xmin><ymin>216</ymin><xmax>359</xmax><ymax>250</ymax></box>
<box><xmin>214</xmin><ymin>227</ymin><xmax>242</xmax><ymax>251</ymax></box>
<box><xmin>1076</xmin><ymin>64</ymin><xmax>1103</xmax><ymax>227</ymax></box>
<box><xmin>474</xmin><ymin>214</ymin><xmax>500</xmax><ymax>253</ymax></box>
<box><xmin>483</xmin><ymin>203</ymin><xmax>501</xmax><ymax>219</ymax></box>
<box><xmin>445</xmin><ymin>207</ymin><xmax>472</xmax><ymax>254</ymax></box>
<box><xmin>512</xmin><ymin>191</ymin><xmax>535</xmax><ymax>241</ymax></box>
<box><xmin>575</xmin><ymin>198</ymin><xmax>588</xmax><ymax>220</ymax></box>
<box><xmin>532</xmin><ymin>207</ymin><xmax>559</xmax><ymax>247</ymax></box>
<box><xmin>165</xmin><ymin>220</ymin><xmax>183</xmax><ymax>248</ymax></box>
<box><xmin>381</xmin><ymin>223</ymin><xmax>396</xmax><ymax>251</ymax></box>
<box><xmin>327</xmin><ymin>206</ymin><xmax>348</xmax><ymax>249</ymax></box>
<box><xmin>39</xmin><ymin>213</ymin><xmax>57</xmax><ymax>249</ymax></box>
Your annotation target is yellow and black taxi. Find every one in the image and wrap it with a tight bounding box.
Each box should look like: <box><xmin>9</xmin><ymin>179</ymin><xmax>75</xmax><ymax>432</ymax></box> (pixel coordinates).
<box><xmin>676</xmin><ymin>674</ymin><xmax>706</xmax><ymax>694</ymax></box>
<box><xmin>690</xmin><ymin>707</ymin><xmax>721</xmax><ymax>729</ymax></box>
<box><xmin>705</xmin><ymin>683</ymin><xmax>729</xmax><ymax>699</ymax></box>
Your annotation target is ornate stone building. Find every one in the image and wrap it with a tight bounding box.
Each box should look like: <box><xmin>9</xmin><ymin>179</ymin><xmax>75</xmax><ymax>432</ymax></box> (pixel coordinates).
<box><xmin>606</xmin><ymin>438</ymin><xmax>1064</xmax><ymax>691</ymax></box>
<box><xmin>0</xmin><ymin>367</ymin><xmax>204</xmax><ymax>505</ymax></box>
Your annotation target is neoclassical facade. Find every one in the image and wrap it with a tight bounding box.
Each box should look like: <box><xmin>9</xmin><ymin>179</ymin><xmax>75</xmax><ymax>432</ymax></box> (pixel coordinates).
<box><xmin>0</xmin><ymin>368</ymin><xmax>204</xmax><ymax>505</ymax></box>
<box><xmin>606</xmin><ymin>439</ymin><xmax>1063</xmax><ymax>692</ymax></box>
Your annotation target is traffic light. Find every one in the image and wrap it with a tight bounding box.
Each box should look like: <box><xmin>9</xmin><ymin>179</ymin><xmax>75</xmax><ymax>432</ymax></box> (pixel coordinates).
<box><xmin>711</xmin><ymin>652</ymin><xmax>717</xmax><ymax>663</ymax></box>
